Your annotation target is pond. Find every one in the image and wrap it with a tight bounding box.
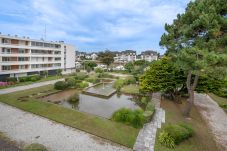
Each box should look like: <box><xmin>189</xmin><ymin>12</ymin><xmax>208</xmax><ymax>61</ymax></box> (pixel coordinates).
<box><xmin>42</xmin><ymin>83</ymin><xmax>140</xmax><ymax>119</ymax></box>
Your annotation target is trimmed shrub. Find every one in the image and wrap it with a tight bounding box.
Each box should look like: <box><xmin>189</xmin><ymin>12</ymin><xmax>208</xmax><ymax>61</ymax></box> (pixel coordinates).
<box><xmin>159</xmin><ymin>123</ymin><xmax>193</xmax><ymax>147</ymax></box>
<box><xmin>24</xmin><ymin>143</ymin><xmax>48</xmax><ymax>151</ymax></box>
<box><xmin>158</xmin><ymin>131</ymin><xmax>175</xmax><ymax>149</ymax></box>
<box><xmin>112</xmin><ymin>108</ymin><xmax>145</xmax><ymax>128</ymax></box>
<box><xmin>65</xmin><ymin>77</ymin><xmax>76</xmax><ymax>87</ymax></box>
<box><xmin>143</xmin><ymin>102</ymin><xmax>155</xmax><ymax>122</ymax></box>
<box><xmin>30</xmin><ymin>75</ymin><xmax>41</xmax><ymax>82</ymax></box>
<box><xmin>6</xmin><ymin>77</ymin><xmax>17</xmax><ymax>82</ymax></box>
<box><xmin>19</xmin><ymin>77</ymin><xmax>27</xmax><ymax>82</ymax></box>
<box><xmin>67</xmin><ymin>93</ymin><xmax>79</xmax><ymax>102</ymax></box>
<box><xmin>54</xmin><ymin>81</ymin><xmax>67</xmax><ymax>90</ymax></box>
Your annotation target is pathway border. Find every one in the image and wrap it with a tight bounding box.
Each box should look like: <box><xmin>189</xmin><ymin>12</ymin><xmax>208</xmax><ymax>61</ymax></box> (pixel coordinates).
<box><xmin>133</xmin><ymin>93</ymin><xmax>165</xmax><ymax>151</ymax></box>
<box><xmin>0</xmin><ymin>79</ymin><xmax>64</xmax><ymax>95</ymax></box>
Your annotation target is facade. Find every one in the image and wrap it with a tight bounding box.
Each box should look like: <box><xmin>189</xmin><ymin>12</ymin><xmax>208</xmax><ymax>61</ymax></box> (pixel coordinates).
<box><xmin>0</xmin><ymin>34</ymin><xmax>75</xmax><ymax>80</ymax></box>
<box><xmin>114</xmin><ymin>50</ymin><xmax>136</xmax><ymax>63</ymax></box>
<box><xmin>140</xmin><ymin>50</ymin><xmax>158</xmax><ymax>62</ymax></box>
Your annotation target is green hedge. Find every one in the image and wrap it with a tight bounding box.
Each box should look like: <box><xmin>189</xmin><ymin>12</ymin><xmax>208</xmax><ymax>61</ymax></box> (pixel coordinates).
<box><xmin>159</xmin><ymin>123</ymin><xmax>193</xmax><ymax>148</ymax></box>
<box><xmin>112</xmin><ymin>108</ymin><xmax>145</xmax><ymax>128</ymax></box>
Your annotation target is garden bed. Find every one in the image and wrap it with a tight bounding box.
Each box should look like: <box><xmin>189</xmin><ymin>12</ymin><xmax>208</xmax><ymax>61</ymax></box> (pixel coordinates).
<box><xmin>0</xmin><ymin>85</ymin><xmax>139</xmax><ymax>148</ymax></box>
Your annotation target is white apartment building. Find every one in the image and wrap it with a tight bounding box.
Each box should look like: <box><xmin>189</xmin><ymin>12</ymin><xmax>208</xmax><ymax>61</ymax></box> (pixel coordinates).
<box><xmin>140</xmin><ymin>50</ymin><xmax>158</xmax><ymax>62</ymax></box>
<box><xmin>0</xmin><ymin>34</ymin><xmax>75</xmax><ymax>81</ymax></box>
<box><xmin>114</xmin><ymin>50</ymin><xmax>136</xmax><ymax>63</ymax></box>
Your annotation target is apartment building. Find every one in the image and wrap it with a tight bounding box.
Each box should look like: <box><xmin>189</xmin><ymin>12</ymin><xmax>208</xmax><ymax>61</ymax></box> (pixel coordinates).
<box><xmin>0</xmin><ymin>34</ymin><xmax>75</xmax><ymax>81</ymax></box>
<box><xmin>114</xmin><ymin>50</ymin><xmax>136</xmax><ymax>63</ymax></box>
<box><xmin>140</xmin><ymin>50</ymin><xmax>158</xmax><ymax>62</ymax></box>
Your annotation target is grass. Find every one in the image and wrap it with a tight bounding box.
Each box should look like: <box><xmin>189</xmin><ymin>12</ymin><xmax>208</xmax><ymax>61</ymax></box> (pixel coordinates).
<box><xmin>0</xmin><ymin>76</ymin><xmax>62</xmax><ymax>89</ymax></box>
<box><xmin>208</xmin><ymin>93</ymin><xmax>227</xmax><ymax>109</ymax></box>
<box><xmin>0</xmin><ymin>85</ymin><xmax>139</xmax><ymax>148</ymax></box>
<box><xmin>154</xmin><ymin>99</ymin><xmax>219</xmax><ymax>151</ymax></box>
<box><xmin>120</xmin><ymin>84</ymin><xmax>140</xmax><ymax>95</ymax></box>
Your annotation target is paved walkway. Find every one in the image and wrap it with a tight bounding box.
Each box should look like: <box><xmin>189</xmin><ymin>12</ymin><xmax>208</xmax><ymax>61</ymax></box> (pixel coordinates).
<box><xmin>0</xmin><ymin>103</ymin><xmax>130</xmax><ymax>151</ymax></box>
<box><xmin>0</xmin><ymin>79</ymin><xmax>64</xmax><ymax>95</ymax></box>
<box><xmin>194</xmin><ymin>93</ymin><xmax>227</xmax><ymax>151</ymax></box>
<box><xmin>133</xmin><ymin>93</ymin><xmax>165</xmax><ymax>151</ymax></box>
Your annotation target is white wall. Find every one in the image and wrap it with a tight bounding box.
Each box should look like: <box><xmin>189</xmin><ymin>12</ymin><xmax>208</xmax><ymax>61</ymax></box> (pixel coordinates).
<box><xmin>64</xmin><ymin>44</ymin><xmax>75</xmax><ymax>69</ymax></box>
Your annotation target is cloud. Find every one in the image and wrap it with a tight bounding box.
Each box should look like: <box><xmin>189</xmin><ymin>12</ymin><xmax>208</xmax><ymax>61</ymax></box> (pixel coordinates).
<box><xmin>0</xmin><ymin>0</ymin><xmax>190</xmax><ymax>54</ymax></box>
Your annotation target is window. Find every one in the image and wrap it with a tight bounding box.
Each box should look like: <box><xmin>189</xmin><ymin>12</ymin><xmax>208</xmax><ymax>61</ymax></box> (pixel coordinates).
<box><xmin>2</xmin><ymin>66</ymin><xmax>11</xmax><ymax>70</ymax></box>
<box><xmin>2</xmin><ymin>39</ymin><xmax>11</xmax><ymax>44</ymax></box>
<box><xmin>18</xmin><ymin>49</ymin><xmax>25</xmax><ymax>53</ymax></box>
<box><xmin>2</xmin><ymin>57</ymin><xmax>10</xmax><ymax>61</ymax></box>
<box><xmin>18</xmin><ymin>57</ymin><xmax>27</xmax><ymax>61</ymax></box>
<box><xmin>19</xmin><ymin>65</ymin><xmax>26</xmax><ymax>69</ymax></box>
<box><xmin>55</xmin><ymin>57</ymin><xmax>61</xmax><ymax>61</ymax></box>
<box><xmin>2</xmin><ymin>48</ymin><xmax>11</xmax><ymax>54</ymax></box>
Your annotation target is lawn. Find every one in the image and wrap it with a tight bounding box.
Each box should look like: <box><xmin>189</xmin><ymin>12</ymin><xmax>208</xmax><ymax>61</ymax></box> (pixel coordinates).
<box><xmin>0</xmin><ymin>76</ymin><xmax>62</xmax><ymax>89</ymax></box>
<box><xmin>208</xmin><ymin>93</ymin><xmax>227</xmax><ymax>109</ymax></box>
<box><xmin>0</xmin><ymin>85</ymin><xmax>139</xmax><ymax>148</ymax></box>
<box><xmin>154</xmin><ymin>99</ymin><xmax>219</xmax><ymax>151</ymax></box>
<box><xmin>120</xmin><ymin>84</ymin><xmax>140</xmax><ymax>95</ymax></box>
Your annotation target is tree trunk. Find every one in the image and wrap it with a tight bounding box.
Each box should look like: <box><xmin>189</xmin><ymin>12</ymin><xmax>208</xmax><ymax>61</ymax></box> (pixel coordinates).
<box><xmin>184</xmin><ymin>70</ymin><xmax>199</xmax><ymax>117</ymax></box>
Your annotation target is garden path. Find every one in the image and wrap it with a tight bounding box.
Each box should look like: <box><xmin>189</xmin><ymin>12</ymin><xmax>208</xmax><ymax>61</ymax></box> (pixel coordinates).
<box><xmin>133</xmin><ymin>93</ymin><xmax>165</xmax><ymax>151</ymax></box>
<box><xmin>194</xmin><ymin>93</ymin><xmax>227</xmax><ymax>151</ymax></box>
<box><xmin>0</xmin><ymin>102</ymin><xmax>130</xmax><ymax>151</ymax></box>
<box><xmin>0</xmin><ymin>79</ymin><xmax>64</xmax><ymax>95</ymax></box>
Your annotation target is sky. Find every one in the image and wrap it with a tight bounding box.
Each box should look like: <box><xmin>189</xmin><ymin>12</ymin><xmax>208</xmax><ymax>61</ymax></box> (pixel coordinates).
<box><xmin>0</xmin><ymin>0</ymin><xmax>190</xmax><ymax>54</ymax></box>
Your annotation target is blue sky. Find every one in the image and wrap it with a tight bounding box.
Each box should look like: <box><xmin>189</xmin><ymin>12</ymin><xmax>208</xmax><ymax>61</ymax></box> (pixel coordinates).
<box><xmin>0</xmin><ymin>0</ymin><xmax>190</xmax><ymax>54</ymax></box>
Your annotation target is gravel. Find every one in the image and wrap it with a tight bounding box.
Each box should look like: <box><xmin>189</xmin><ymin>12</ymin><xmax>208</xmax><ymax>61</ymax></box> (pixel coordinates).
<box><xmin>0</xmin><ymin>103</ymin><xmax>130</xmax><ymax>151</ymax></box>
<box><xmin>194</xmin><ymin>93</ymin><xmax>227</xmax><ymax>151</ymax></box>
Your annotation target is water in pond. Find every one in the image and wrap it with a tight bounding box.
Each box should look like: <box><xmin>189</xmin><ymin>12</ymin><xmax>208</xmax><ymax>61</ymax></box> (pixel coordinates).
<box><xmin>42</xmin><ymin>88</ymin><xmax>140</xmax><ymax>119</ymax></box>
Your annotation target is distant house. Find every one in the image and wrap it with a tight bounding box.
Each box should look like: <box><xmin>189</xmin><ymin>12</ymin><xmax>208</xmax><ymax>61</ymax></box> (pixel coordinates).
<box><xmin>75</xmin><ymin>51</ymin><xmax>86</xmax><ymax>61</ymax></box>
<box><xmin>114</xmin><ymin>50</ymin><xmax>137</xmax><ymax>63</ymax></box>
<box><xmin>140</xmin><ymin>50</ymin><xmax>158</xmax><ymax>62</ymax></box>
<box><xmin>91</xmin><ymin>53</ymin><xmax>98</xmax><ymax>60</ymax></box>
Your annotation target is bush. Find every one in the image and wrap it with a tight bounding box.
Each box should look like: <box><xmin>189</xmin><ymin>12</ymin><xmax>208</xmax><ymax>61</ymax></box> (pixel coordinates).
<box><xmin>6</xmin><ymin>77</ymin><xmax>17</xmax><ymax>82</ymax></box>
<box><xmin>65</xmin><ymin>77</ymin><xmax>76</xmax><ymax>87</ymax></box>
<box><xmin>67</xmin><ymin>93</ymin><xmax>79</xmax><ymax>102</ymax></box>
<box><xmin>112</xmin><ymin>108</ymin><xmax>145</xmax><ymax>128</ymax></box>
<box><xmin>158</xmin><ymin>131</ymin><xmax>175</xmax><ymax>149</ymax></box>
<box><xmin>143</xmin><ymin>102</ymin><xmax>155</xmax><ymax>122</ymax></box>
<box><xmin>54</xmin><ymin>81</ymin><xmax>68</xmax><ymax>90</ymax></box>
<box><xmin>30</xmin><ymin>75</ymin><xmax>41</xmax><ymax>82</ymax></box>
<box><xmin>113</xmin><ymin>79</ymin><xmax>125</xmax><ymax>91</ymax></box>
<box><xmin>160</xmin><ymin>123</ymin><xmax>193</xmax><ymax>146</ymax></box>
<box><xmin>75</xmin><ymin>72</ymin><xmax>88</xmax><ymax>80</ymax></box>
<box><xmin>24</xmin><ymin>143</ymin><xmax>48</xmax><ymax>151</ymax></box>
<box><xmin>19</xmin><ymin>77</ymin><xmax>27</xmax><ymax>82</ymax></box>
<box><xmin>125</xmin><ymin>76</ymin><xmax>136</xmax><ymax>85</ymax></box>
<box><xmin>95</xmin><ymin>68</ymin><xmax>104</xmax><ymax>73</ymax></box>
<box><xmin>78</xmin><ymin>81</ymin><xmax>89</xmax><ymax>89</ymax></box>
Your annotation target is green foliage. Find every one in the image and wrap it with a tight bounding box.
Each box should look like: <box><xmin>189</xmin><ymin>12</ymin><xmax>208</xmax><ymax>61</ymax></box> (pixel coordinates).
<box><xmin>163</xmin><ymin>123</ymin><xmax>193</xmax><ymax>145</ymax></box>
<box><xmin>54</xmin><ymin>81</ymin><xmax>68</xmax><ymax>90</ymax></box>
<box><xmin>85</xmin><ymin>77</ymin><xmax>100</xmax><ymax>84</ymax></box>
<box><xmin>78</xmin><ymin>81</ymin><xmax>89</xmax><ymax>89</ymax></box>
<box><xmin>98</xmin><ymin>73</ymin><xmax>115</xmax><ymax>78</ymax></box>
<box><xmin>82</xmin><ymin>61</ymin><xmax>97</xmax><ymax>71</ymax></box>
<box><xmin>113</xmin><ymin>79</ymin><xmax>125</xmax><ymax>91</ymax></box>
<box><xmin>112</xmin><ymin>108</ymin><xmax>145</xmax><ymax>128</ymax></box>
<box><xmin>6</xmin><ymin>77</ymin><xmax>17</xmax><ymax>82</ymax></box>
<box><xmin>124</xmin><ymin>62</ymin><xmax>134</xmax><ymax>73</ymax></box>
<box><xmin>74</xmin><ymin>72</ymin><xmax>88</xmax><ymax>80</ymax></box>
<box><xmin>97</xmin><ymin>50</ymin><xmax>115</xmax><ymax>66</ymax></box>
<box><xmin>158</xmin><ymin>131</ymin><xmax>176</xmax><ymax>149</ymax></box>
<box><xmin>124</xmin><ymin>76</ymin><xmax>136</xmax><ymax>85</ymax></box>
<box><xmin>65</xmin><ymin>77</ymin><xmax>76</xmax><ymax>87</ymax></box>
<box><xmin>24</xmin><ymin>143</ymin><xmax>48</xmax><ymax>151</ymax></box>
<box><xmin>140</xmin><ymin>57</ymin><xmax>185</xmax><ymax>94</ymax></box>
<box><xmin>56</xmin><ymin>69</ymin><xmax>62</xmax><ymax>76</ymax></box>
<box><xmin>143</xmin><ymin>102</ymin><xmax>155</xmax><ymax>122</ymax></box>
<box><xmin>30</xmin><ymin>75</ymin><xmax>41</xmax><ymax>82</ymax></box>
<box><xmin>67</xmin><ymin>92</ymin><xmax>79</xmax><ymax>102</ymax></box>
<box><xmin>94</xmin><ymin>67</ymin><xmax>104</xmax><ymax>73</ymax></box>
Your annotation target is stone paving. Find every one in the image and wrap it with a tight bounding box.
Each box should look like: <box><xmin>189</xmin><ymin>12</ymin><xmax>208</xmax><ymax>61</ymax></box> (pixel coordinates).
<box><xmin>133</xmin><ymin>93</ymin><xmax>165</xmax><ymax>151</ymax></box>
<box><xmin>0</xmin><ymin>79</ymin><xmax>64</xmax><ymax>95</ymax></box>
